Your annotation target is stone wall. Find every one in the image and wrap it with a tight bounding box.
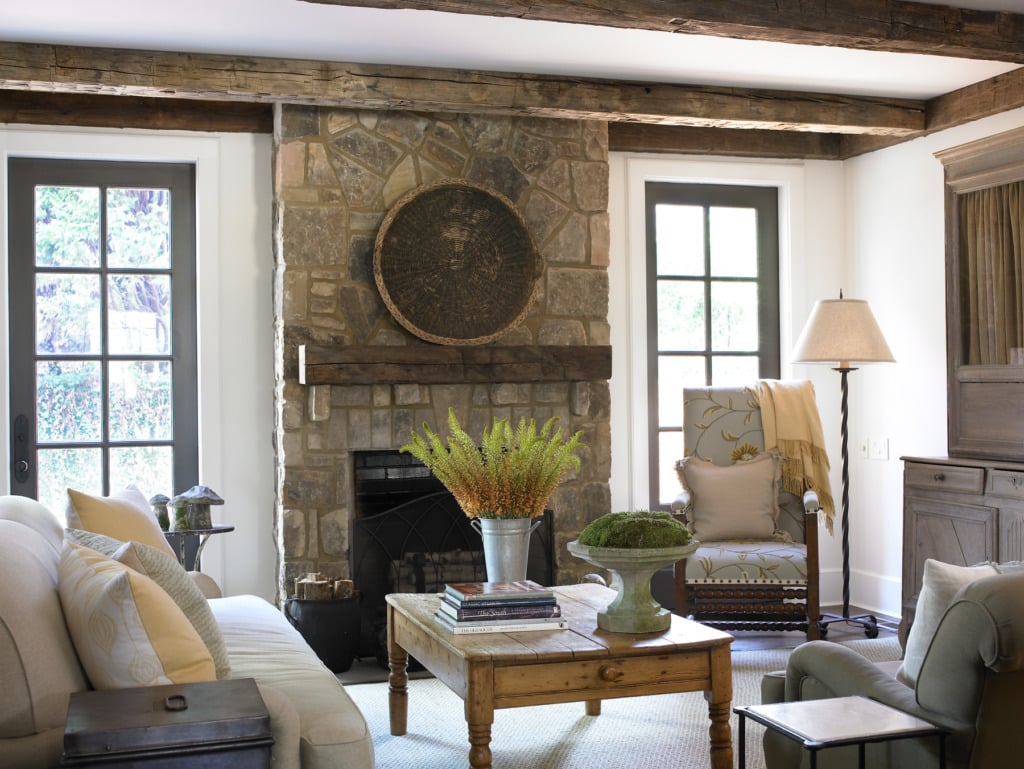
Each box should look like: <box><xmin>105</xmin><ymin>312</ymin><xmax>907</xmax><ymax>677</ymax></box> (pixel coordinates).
<box><xmin>272</xmin><ymin>106</ymin><xmax>612</xmax><ymax>600</ymax></box>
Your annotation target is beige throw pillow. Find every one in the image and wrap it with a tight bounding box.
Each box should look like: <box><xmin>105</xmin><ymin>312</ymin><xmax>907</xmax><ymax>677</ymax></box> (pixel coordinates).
<box><xmin>64</xmin><ymin>529</ymin><xmax>231</xmax><ymax>679</ymax></box>
<box><xmin>58</xmin><ymin>541</ymin><xmax>216</xmax><ymax>689</ymax></box>
<box><xmin>897</xmin><ymin>558</ymin><xmax>998</xmax><ymax>687</ymax></box>
<box><xmin>65</xmin><ymin>486</ymin><xmax>176</xmax><ymax>558</ymax></box>
<box><xmin>677</xmin><ymin>450</ymin><xmax>781</xmax><ymax>541</ymax></box>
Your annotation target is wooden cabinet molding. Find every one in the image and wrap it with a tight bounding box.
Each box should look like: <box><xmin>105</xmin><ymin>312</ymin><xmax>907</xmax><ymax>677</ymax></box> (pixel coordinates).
<box><xmin>936</xmin><ymin>126</ymin><xmax>1024</xmax><ymax>461</ymax></box>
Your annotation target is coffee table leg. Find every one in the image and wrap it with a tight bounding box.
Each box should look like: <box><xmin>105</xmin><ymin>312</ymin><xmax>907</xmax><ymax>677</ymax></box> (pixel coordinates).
<box><xmin>585</xmin><ymin>699</ymin><xmax>601</xmax><ymax>716</ymax></box>
<box><xmin>706</xmin><ymin>645</ymin><xmax>734</xmax><ymax>769</ymax></box>
<box><xmin>387</xmin><ymin>606</ymin><xmax>409</xmax><ymax>736</ymax></box>
<box><xmin>466</xmin><ymin>665</ymin><xmax>494</xmax><ymax>769</ymax></box>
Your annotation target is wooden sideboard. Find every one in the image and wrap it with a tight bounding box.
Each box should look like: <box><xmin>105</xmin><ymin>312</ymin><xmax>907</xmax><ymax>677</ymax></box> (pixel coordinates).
<box><xmin>901</xmin><ymin>455</ymin><xmax>1024</xmax><ymax>645</ymax></box>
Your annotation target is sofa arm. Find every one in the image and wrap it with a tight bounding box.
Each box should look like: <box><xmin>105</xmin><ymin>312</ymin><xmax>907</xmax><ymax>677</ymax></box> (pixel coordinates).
<box><xmin>188</xmin><ymin>571</ymin><xmax>223</xmax><ymax>599</ymax></box>
<box><xmin>255</xmin><ymin>683</ymin><xmax>301</xmax><ymax>769</ymax></box>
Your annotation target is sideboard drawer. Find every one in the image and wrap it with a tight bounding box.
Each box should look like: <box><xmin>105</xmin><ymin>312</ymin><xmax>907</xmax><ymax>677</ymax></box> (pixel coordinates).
<box><xmin>905</xmin><ymin>463</ymin><xmax>985</xmax><ymax>494</ymax></box>
<box><xmin>988</xmin><ymin>469</ymin><xmax>1024</xmax><ymax>501</ymax></box>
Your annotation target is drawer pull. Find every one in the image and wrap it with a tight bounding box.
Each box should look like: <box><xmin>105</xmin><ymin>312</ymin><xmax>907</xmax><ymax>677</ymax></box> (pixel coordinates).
<box><xmin>598</xmin><ymin>665</ymin><xmax>623</xmax><ymax>683</ymax></box>
<box><xmin>933</xmin><ymin>473</ymin><xmax>946</xmax><ymax>482</ymax></box>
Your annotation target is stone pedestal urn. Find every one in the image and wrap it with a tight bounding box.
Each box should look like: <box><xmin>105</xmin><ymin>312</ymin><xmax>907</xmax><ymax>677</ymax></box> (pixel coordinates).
<box><xmin>567</xmin><ymin>540</ymin><xmax>698</xmax><ymax>633</ymax></box>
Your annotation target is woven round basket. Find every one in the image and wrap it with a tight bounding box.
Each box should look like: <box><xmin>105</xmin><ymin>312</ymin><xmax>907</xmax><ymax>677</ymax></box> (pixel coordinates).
<box><xmin>373</xmin><ymin>179</ymin><xmax>542</xmax><ymax>345</ymax></box>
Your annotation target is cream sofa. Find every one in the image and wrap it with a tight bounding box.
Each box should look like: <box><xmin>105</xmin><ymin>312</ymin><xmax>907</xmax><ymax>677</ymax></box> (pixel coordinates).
<box><xmin>0</xmin><ymin>495</ymin><xmax>374</xmax><ymax>769</ymax></box>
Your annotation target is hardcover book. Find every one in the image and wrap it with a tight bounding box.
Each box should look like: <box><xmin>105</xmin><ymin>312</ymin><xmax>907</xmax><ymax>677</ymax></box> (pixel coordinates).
<box><xmin>434</xmin><ymin>612</ymin><xmax>569</xmax><ymax>635</ymax></box>
<box><xmin>444</xmin><ymin>580</ymin><xmax>554</xmax><ymax>603</ymax></box>
<box><xmin>438</xmin><ymin>597</ymin><xmax>561</xmax><ymax>621</ymax></box>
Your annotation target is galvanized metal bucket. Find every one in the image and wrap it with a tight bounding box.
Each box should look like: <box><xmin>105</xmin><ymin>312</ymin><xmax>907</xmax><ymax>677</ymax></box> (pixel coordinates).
<box><xmin>471</xmin><ymin>517</ymin><xmax>543</xmax><ymax>583</ymax></box>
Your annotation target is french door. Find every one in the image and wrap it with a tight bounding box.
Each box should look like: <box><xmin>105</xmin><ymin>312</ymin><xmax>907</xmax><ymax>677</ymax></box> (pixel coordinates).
<box><xmin>8</xmin><ymin>158</ymin><xmax>198</xmax><ymax>514</ymax></box>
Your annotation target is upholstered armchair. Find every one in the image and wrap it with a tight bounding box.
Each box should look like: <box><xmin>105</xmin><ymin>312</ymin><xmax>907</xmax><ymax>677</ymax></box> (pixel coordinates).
<box><xmin>761</xmin><ymin>568</ymin><xmax>1024</xmax><ymax>769</ymax></box>
<box><xmin>671</xmin><ymin>382</ymin><xmax>826</xmax><ymax>639</ymax></box>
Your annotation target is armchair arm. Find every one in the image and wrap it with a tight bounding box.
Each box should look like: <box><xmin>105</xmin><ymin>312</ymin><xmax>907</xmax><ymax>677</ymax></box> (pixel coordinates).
<box><xmin>784</xmin><ymin>641</ymin><xmax>961</xmax><ymax>729</ymax></box>
<box><xmin>802</xmin><ymin>488</ymin><xmax>820</xmax><ymax>513</ymax></box>
<box><xmin>671</xmin><ymin>489</ymin><xmax>691</xmax><ymax>512</ymax></box>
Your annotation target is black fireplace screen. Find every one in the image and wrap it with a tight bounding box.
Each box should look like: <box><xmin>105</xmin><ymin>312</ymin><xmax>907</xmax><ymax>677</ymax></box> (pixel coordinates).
<box><xmin>351</xmin><ymin>490</ymin><xmax>554</xmax><ymax>665</ymax></box>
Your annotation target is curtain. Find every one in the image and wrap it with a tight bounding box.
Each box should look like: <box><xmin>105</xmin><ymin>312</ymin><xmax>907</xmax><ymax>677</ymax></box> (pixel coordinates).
<box><xmin>959</xmin><ymin>180</ymin><xmax>1024</xmax><ymax>365</ymax></box>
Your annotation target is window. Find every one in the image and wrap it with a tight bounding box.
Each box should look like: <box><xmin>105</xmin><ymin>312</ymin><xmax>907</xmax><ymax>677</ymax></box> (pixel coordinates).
<box><xmin>8</xmin><ymin>158</ymin><xmax>198</xmax><ymax>514</ymax></box>
<box><xmin>645</xmin><ymin>182</ymin><xmax>780</xmax><ymax>506</ymax></box>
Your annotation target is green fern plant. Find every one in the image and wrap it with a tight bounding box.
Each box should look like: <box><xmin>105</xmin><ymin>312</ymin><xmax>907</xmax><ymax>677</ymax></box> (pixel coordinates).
<box><xmin>400</xmin><ymin>407</ymin><xmax>585</xmax><ymax>519</ymax></box>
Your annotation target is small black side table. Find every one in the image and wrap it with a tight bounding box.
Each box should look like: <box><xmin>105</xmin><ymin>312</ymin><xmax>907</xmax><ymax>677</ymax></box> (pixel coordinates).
<box><xmin>163</xmin><ymin>524</ymin><xmax>234</xmax><ymax>571</ymax></box>
<box><xmin>735</xmin><ymin>695</ymin><xmax>947</xmax><ymax>769</ymax></box>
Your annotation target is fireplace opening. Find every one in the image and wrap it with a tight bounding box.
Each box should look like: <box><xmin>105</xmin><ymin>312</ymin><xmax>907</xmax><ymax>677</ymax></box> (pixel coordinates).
<box><xmin>350</xmin><ymin>449</ymin><xmax>554</xmax><ymax>666</ymax></box>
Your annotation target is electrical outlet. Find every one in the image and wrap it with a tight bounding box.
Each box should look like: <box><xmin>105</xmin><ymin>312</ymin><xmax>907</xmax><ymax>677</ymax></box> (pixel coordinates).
<box><xmin>869</xmin><ymin>437</ymin><xmax>889</xmax><ymax>460</ymax></box>
<box><xmin>859</xmin><ymin>441</ymin><xmax>869</xmax><ymax>458</ymax></box>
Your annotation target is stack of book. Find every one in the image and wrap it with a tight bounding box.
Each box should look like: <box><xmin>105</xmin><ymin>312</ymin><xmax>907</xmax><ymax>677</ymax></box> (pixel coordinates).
<box><xmin>436</xmin><ymin>580</ymin><xmax>569</xmax><ymax>634</ymax></box>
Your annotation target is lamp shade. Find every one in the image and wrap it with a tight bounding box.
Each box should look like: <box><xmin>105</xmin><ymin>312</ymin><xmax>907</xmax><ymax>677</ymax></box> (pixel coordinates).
<box><xmin>792</xmin><ymin>297</ymin><xmax>895</xmax><ymax>368</ymax></box>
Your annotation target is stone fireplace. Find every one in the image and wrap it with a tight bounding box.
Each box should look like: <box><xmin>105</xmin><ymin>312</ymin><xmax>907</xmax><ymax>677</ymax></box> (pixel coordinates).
<box><xmin>272</xmin><ymin>105</ymin><xmax>612</xmax><ymax>601</ymax></box>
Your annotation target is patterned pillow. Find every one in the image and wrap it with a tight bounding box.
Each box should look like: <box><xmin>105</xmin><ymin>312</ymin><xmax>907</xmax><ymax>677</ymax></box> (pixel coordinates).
<box><xmin>58</xmin><ymin>541</ymin><xmax>216</xmax><ymax>689</ymax></box>
<box><xmin>677</xmin><ymin>450</ymin><xmax>781</xmax><ymax>541</ymax></box>
<box><xmin>65</xmin><ymin>486</ymin><xmax>176</xmax><ymax>558</ymax></box>
<box><xmin>65</xmin><ymin>529</ymin><xmax>231</xmax><ymax>679</ymax></box>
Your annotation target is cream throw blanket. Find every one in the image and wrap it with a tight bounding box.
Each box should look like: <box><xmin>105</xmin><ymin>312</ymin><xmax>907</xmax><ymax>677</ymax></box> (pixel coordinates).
<box><xmin>755</xmin><ymin>379</ymin><xmax>836</xmax><ymax>534</ymax></box>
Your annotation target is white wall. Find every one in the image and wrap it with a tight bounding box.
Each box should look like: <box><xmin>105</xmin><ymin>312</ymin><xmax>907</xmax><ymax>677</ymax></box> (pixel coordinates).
<box><xmin>0</xmin><ymin>125</ymin><xmax>277</xmax><ymax>600</ymax></box>
<box><xmin>844</xmin><ymin>106</ymin><xmax>1024</xmax><ymax>617</ymax></box>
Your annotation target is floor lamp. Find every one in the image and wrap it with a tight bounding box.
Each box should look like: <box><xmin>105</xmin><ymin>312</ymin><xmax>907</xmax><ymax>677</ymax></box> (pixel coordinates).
<box><xmin>792</xmin><ymin>292</ymin><xmax>895</xmax><ymax>637</ymax></box>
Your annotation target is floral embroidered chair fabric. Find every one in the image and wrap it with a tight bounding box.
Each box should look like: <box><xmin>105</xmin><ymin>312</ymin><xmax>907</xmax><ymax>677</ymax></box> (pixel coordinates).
<box><xmin>672</xmin><ymin>383</ymin><xmax>822</xmax><ymax>639</ymax></box>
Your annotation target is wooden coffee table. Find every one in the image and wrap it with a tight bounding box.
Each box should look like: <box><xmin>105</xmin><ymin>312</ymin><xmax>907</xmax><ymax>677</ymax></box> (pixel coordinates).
<box><xmin>386</xmin><ymin>582</ymin><xmax>733</xmax><ymax>769</ymax></box>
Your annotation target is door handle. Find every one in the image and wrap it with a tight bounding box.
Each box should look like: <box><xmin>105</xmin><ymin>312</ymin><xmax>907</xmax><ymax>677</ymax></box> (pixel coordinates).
<box><xmin>13</xmin><ymin>414</ymin><xmax>30</xmax><ymax>483</ymax></box>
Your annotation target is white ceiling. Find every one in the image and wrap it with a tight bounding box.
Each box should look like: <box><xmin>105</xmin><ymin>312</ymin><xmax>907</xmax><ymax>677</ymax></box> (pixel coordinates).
<box><xmin>2</xmin><ymin>0</ymin><xmax>1020</xmax><ymax>101</ymax></box>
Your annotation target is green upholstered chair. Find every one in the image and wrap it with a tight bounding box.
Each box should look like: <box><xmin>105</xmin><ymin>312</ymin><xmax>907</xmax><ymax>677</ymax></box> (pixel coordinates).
<box><xmin>761</xmin><ymin>569</ymin><xmax>1024</xmax><ymax>769</ymax></box>
<box><xmin>671</xmin><ymin>383</ymin><xmax>821</xmax><ymax>639</ymax></box>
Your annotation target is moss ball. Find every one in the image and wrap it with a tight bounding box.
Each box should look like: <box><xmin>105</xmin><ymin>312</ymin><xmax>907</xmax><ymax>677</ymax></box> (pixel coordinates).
<box><xmin>577</xmin><ymin>510</ymin><xmax>692</xmax><ymax>549</ymax></box>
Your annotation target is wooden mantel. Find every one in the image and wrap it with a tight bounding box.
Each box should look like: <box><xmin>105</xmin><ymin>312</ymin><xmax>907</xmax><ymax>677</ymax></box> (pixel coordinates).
<box><xmin>298</xmin><ymin>344</ymin><xmax>613</xmax><ymax>385</ymax></box>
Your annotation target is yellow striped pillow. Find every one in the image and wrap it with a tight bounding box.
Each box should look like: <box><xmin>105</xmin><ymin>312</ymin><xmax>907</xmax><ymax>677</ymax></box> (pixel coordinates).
<box><xmin>58</xmin><ymin>541</ymin><xmax>215</xmax><ymax>689</ymax></box>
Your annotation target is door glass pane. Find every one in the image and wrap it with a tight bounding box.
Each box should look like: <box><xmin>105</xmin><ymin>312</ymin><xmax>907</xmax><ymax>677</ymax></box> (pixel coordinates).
<box><xmin>34</xmin><ymin>186</ymin><xmax>101</xmax><ymax>268</ymax></box>
<box><xmin>107</xmin><ymin>274</ymin><xmax>171</xmax><ymax>354</ymax></box>
<box><xmin>36</xmin><ymin>273</ymin><xmax>101</xmax><ymax>354</ymax></box>
<box><xmin>37</xmin><ymin>361</ymin><xmax>103</xmax><ymax>442</ymax></box>
<box><xmin>110</xmin><ymin>446</ymin><xmax>173</xmax><ymax>500</ymax></box>
<box><xmin>710</xmin><ymin>281</ymin><xmax>759</xmax><ymax>350</ymax></box>
<box><xmin>657</xmin><ymin>281</ymin><xmax>705</xmax><ymax>350</ymax></box>
<box><xmin>658</xmin><ymin>431</ymin><xmax>685</xmax><ymax>506</ymax></box>
<box><xmin>108</xmin><ymin>361</ymin><xmax>173</xmax><ymax>441</ymax></box>
<box><xmin>658</xmin><ymin>355</ymin><xmax>707</xmax><ymax>426</ymax></box>
<box><xmin>711</xmin><ymin>355</ymin><xmax>760</xmax><ymax>386</ymax></box>
<box><xmin>709</xmin><ymin>207</ymin><xmax>757</xmax><ymax>277</ymax></box>
<box><xmin>107</xmin><ymin>188</ymin><xmax>172</xmax><ymax>269</ymax></box>
<box><xmin>655</xmin><ymin>204</ymin><xmax>704</xmax><ymax>276</ymax></box>
<box><xmin>37</xmin><ymin>448</ymin><xmax>103</xmax><ymax>521</ymax></box>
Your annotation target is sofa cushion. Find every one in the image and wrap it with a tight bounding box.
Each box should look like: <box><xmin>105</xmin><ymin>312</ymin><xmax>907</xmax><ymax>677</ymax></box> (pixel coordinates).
<box><xmin>0</xmin><ymin>520</ymin><xmax>88</xmax><ymax>750</ymax></box>
<box><xmin>65</xmin><ymin>529</ymin><xmax>231</xmax><ymax>679</ymax></box>
<box><xmin>58</xmin><ymin>541</ymin><xmax>216</xmax><ymax>689</ymax></box>
<box><xmin>65</xmin><ymin>486</ymin><xmax>176</xmax><ymax>558</ymax></box>
<box><xmin>898</xmin><ymin>558</ymin><xmax>998</xmax><ymax>687</ymax></box>
<box><xmin>210</xmin><ymin>594</ymin><xmax>374</xmax><ymax>769</ymax></box>
<box><xmin>677</xmin><ymin>450</ymin><xmax>782</xmax><ymax>540</ymax></box>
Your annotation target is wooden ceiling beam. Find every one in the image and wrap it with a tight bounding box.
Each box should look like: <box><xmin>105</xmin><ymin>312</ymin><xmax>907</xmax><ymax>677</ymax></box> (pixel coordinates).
<box><xmin>301</xmin><ymin>0</ymin><xmax>1024</xmax><ymax>64</ymax></box>
<box><xmin>608</xmin><ymin>123</ymin><xmax>844</xmax><ymax>160</ymax></box>
<box><xmin>0</xmin><ymin>90</ymin><xmax>273</xmax><ymax>133</ymax></box>
<box><xmin>0</xmin><ymin>41</ymin><xmax>924</xmax><ymax>135</ymax></box>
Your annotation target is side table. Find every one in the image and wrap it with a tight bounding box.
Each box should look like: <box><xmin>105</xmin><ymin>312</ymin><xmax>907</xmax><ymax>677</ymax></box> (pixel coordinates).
<box><xmin>164</xmin><ymin>524</ymin><xmax>234</xmax><ymax>571</ymax></box>
<box><xmin>735</xmin><ymin>695</ymin><xmax>947</xmax><ymax>769</ymax></box>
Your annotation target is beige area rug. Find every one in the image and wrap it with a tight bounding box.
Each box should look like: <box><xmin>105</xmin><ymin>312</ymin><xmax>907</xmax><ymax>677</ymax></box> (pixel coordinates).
<box><xmin>346</xmin><ymin>636</ymin><xmax>902</xmax><ymax>769</ymax></box>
